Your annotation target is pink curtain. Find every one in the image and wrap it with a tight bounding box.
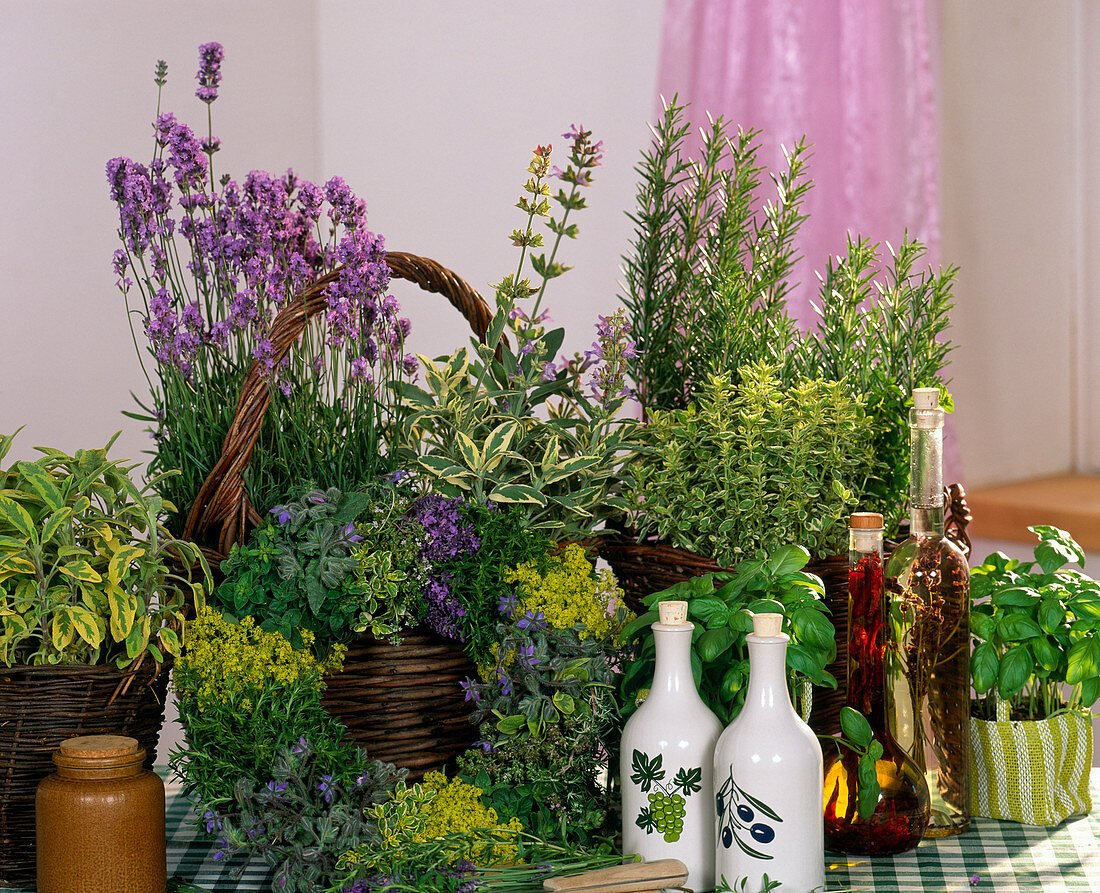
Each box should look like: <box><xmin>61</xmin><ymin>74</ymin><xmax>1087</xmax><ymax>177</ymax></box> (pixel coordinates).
<box><xmin>657</xmin><ymin>0</ymin><xmax>941</xmax><ymax>322</ymax></box>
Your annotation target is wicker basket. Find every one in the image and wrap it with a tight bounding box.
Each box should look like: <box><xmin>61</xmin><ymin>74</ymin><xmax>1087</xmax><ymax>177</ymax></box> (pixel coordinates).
<box><xmin>181</xmin><ymin>251</ymin><xmax>491</xmax><ymax>778</ymax></box>
<box><xmin>0</xmin><ymin>662</ymin><xmax>169</xmax><ymax>888</ymax></box>
<box><xmin>598</xmin><ymin>485</ymin><xmax>973</xmax><ymax>739</ymax></box>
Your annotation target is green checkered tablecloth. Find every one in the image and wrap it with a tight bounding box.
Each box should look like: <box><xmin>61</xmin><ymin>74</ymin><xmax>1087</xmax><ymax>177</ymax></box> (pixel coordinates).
<box><xmin>9</xmin><ymin>770</ymin><xmax>1100</xmax><ymax>891</ymax></box>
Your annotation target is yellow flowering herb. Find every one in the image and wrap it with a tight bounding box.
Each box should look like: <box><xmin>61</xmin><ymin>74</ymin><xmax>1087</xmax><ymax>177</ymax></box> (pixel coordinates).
<box><xmin>175</xmin><ymin>607</ymin><xmax>343</xmax><ymax>711</ymax></box>
<box><xmin>420</xmin><ymin>772</ymin><xmax>524</xmax><ymax>866</ymax></box>
<box><xmin>505</xmin><ymin>543</ymin><xmax>628</xmax><ymax>640</ymax></box>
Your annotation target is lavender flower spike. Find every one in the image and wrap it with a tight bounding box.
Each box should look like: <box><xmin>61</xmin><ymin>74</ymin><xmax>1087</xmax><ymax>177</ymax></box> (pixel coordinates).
<box><xmin>196</xmin><ymin>42</ymin><xmax>224</xmax><ymax>103</ymax></box>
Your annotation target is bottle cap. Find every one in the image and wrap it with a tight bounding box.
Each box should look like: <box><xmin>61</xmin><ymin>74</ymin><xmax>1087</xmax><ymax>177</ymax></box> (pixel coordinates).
<box><xmin>913</xmin><ymin>388</ymin><xmax>939</xmax><ymax>410</ymax></box>
<box><xmin>752</xmin><ymin>613</ymin><xmax>783</xmax><ymax>637</ymax></box>
<box><xmin>657</xmin><ymin>601</ymin><xmax>689</xmax><ymax>625</ymax></box>
<box><xmin>850</xmin><ymin>512</ymin><xmax>884</xmax><ymax>529</ymax></box>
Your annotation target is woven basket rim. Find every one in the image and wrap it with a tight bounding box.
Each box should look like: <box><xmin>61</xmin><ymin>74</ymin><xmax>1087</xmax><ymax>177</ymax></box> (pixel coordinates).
<box><xmin>181</xmin><ymin>250</ymin><xmax>492</xmax><ymax>564</ymax></box>
<box><xmin>601</xmin><ymin>482</ymin><xmax>972</xmax><ymax>565</ymax></box>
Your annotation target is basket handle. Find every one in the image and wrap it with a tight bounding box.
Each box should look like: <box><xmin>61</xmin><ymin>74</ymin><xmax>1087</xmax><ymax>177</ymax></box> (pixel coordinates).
<box><xmin>944</xmin><ymin>482</ymin><xmax>972</xmax><ymax>561</ymax></box>
<box><xmin>182</xmin><ymin>251</ymin><xmax>492</xmax><ymax>558</ymax></box>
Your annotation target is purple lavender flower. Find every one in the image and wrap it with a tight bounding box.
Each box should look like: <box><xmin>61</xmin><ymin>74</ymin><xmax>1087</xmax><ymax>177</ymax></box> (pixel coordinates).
<box><xmin>153</xmin><ymin>112</ymin><xmax>176</xmax><ymax>147</ymax></box>
<box><xmin>265</xmin><ymin>780</ymin><xmax>288</xmax><ymax>796</ymax></box>
<box><xmin>166</xmin><ymin>121</ymin><xmax>208</xmax><ymax>189</ymax></box>
<box><xmin>291</xmin><ymin>736</ymin><xmax>310</xmax><ymax>755</ymax></box>
<box><xmin>252</xmin><ymin>337</ymin><xmax>275</xmax><ymax>374</ymax></box>
<box><xmin>195</xmin><ymin>42</ymin><xmax>224</xmax><ymax>104</ymax></box>
<box><xmin>317</xmin><ymin>774</ymin><xmax>335</xmax><ymax>804</ymax></box>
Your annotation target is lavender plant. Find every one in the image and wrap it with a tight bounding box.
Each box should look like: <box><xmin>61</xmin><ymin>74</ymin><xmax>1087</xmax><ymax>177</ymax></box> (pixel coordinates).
<box><xmin>396</xmin><ymin>131</ymin><xmax>638</xmax><ymax>540</ymax></box>
<box><xmin>109</xmin><ymin>45</ymin><xmax>412</xmax><ymax>532</ymax></box>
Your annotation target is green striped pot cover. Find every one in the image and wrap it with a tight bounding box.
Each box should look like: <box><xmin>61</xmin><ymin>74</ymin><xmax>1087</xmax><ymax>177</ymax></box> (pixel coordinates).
<box><xmin>969</xmin><ymin>703</ymin><xmax>1093</xmax><ymax>826</ymax></box>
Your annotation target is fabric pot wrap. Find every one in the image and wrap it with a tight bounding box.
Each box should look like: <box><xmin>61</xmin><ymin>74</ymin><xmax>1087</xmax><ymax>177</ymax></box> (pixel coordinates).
<box><xmin>969</xmin><ymin>697</ymin><xmax>1092</xmax><ymax>826</ymax></box>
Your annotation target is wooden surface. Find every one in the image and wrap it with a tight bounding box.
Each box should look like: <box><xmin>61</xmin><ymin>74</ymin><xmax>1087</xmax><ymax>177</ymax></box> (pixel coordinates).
<box><xmin>966</xmin><ymin>474</ymin><xmax>1100</xmax><ymax>550</ymax></box>
<box><xmin>543</xmin><ymin>859</ymin><xmax>688</xmax><ymax>892</ymax></box>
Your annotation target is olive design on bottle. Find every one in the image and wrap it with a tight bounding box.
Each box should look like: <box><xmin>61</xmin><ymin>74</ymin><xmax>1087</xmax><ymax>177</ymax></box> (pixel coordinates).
<box><xmin>630</xmin><ymin>749</ymin><xmax>703</xmax><ymax>843</ymax></box>
<box><xmin>715</xmin><ymin>768</ymin><xmax>783</xmax><ymax>859</ymax></box>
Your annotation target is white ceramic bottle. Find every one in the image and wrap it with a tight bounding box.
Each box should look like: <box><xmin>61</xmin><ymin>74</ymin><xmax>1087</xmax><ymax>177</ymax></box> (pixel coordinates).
<box><xmin>713</xmin><ymin>613</ymin><xmax>825</xmax><ymax>893</ymax></box>
<box><xmin>620</xmin><ymin>601</ymin><xmax>723</xmax><ymax>892</ymax></box>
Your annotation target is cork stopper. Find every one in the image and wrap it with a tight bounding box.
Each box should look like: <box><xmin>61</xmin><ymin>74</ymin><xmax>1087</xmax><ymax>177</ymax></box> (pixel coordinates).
<box><xmin>752</xmin><ymin>613</ymin><xmax>783</xmax><ymax>637</ymax></box>
<box><xmin>850</xmin><ymin>512</ymin><xmax>884</xmax><ymax>530</ymax></box>
<box><xmin>59</xmin><ymin>735</ymin><xmax>139</xmax><ymax>759</ymax></box>
<box><xmin>657</xmin><ymin>601</ymin><xmax>689</xmax><ymax>625</ymax></box>
<box><xmin>912</xmin><ymin>388</ymin><xmax>939</xmax><ymax>411</ymax></box>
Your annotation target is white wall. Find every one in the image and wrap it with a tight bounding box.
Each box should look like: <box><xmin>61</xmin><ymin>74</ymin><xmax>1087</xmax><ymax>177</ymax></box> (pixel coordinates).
<box><xmin>315</xmin><ymin>0</ymin><xmax>665</xmax><ymax>363</ymax></box>
<box><xmin>940</xmin><ymin>2</ymin><xmax>1096</xmax><ymax>487</ymax></box>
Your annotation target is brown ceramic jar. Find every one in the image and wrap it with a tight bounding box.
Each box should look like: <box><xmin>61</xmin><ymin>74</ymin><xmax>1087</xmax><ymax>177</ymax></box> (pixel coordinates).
<box><xmin>35</xmin><ymin>734</ymin><xmax>166</xmax><ymax>893</ymax></box>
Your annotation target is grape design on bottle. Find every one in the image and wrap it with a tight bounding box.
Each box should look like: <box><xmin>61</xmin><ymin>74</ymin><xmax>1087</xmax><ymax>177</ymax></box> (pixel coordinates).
<box><xmin>715</xmin><ymin>766</ymin><xmax>782</xmax><ymax>858</ymax></box>
<box><xmin>630</xmin><ymin>749</ymin><xmax>701</xmax><ymax>843</ymax></box>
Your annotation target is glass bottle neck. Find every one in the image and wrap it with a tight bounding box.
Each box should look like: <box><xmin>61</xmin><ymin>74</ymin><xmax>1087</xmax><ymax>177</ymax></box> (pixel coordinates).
<box><xmin>909</xmin><ymin>405</ymin><xmax>944</xmax><ymax>537</ymax></box>
<box><xmin>846</xmin><ymin>548</ymin><xmax>888</xmax><ymax>732</ymax></box>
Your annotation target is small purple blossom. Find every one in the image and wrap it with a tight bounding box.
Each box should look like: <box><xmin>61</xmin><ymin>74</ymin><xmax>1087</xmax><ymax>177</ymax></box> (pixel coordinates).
<box><xmin>291</xmin><ymin>736</ymin><xmax>310</xmax><ymax>755</ymax></box>
<box><xmin>495</xmin><ymin>668</ymin><xmax>513</xmax><ymax>697</ymax></box>
<box><xmin>460</xmin><ymin>678</ymin><xmax>481</xmax><ymax>704</ymax></box>
<box><xmin>405</xmin><ymin>494</ymin><xmax>481</xmax><ymax>640</ymax></box>
<box><xmin>317</xmin><ymin>774</ymin><xmax>335</xmax><ymax>804</ymax></box>
<box><xmin>201</xmin><ymin>809</ymin><xmax>222</xmax><ymax>834</ymax></box>
<box><xmin>515</xmin><ymin>608</ymin><xmax>546</xmax><ymax>631</ymax></box>
<box><xmin>270</xmin><ymin>505</ymin><xmax>292</xmax><ymax>525</ymax></box>
<box><xmin>585</xmin><ymin>308</ymin><xmax>637</xmax><ymax>406</ymax></box>
<box><xmin>969</xmin><ymin>876</ymin><xmax>980</xmax><ymax>887</ymax></box>
<box><xmin>265</xmin><ymin>780</ymin><xmax>288</xmax><ymax>796</ymax></box>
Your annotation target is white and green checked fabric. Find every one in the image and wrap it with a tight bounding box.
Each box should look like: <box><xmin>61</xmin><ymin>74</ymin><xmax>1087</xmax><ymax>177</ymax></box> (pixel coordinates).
<box><xmin>162</xmin><ymin>769</ymin><xmax>276</xmax><ymax>891</ymax></box>
<box><xmin>969</xmin><ymin>708</ymin><xmax>1093</xmax><ymax>826</ymax></box>
<box><xmin>825</xmin><ymin>796</ymin><xmax>1100</xmax><ymax>892</ymax></box>
<box><xmin>8</xmin><ymin>769</ymin><xmax>1100</xmax><ymax>892</ymax></box>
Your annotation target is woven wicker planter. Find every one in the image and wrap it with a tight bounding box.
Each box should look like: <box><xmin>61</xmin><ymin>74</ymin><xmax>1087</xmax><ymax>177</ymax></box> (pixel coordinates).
<box><xmin>597</xmin><ymin>485</ymin><xmax>974</xmax><ymax>740</ymax></box>
<box><xmin>180</xmin><ymin>251</ymin><xmax>492</xmax><ymax>776</ymax></box>
<box><xmin>0</xmin><ymin>662</ymin><xmax>169</xmax><ymax>888</ymax></box>
<box><xmin>321</xmin><ymin>631</ymin><xmax>478</xmax><ymax>781</ymax></box>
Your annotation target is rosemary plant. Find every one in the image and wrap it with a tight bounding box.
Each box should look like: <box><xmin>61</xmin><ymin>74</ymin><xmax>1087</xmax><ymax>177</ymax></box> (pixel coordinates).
<box><xmin>620</xmin><ymin>98</ymin><xmax>957</xmax><ymax>535</ymax></box>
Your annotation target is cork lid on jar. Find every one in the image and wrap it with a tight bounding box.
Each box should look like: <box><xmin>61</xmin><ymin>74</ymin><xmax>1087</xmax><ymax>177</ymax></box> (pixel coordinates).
<box><xmin>59</xmin><ymin>735</ymin><xmax>140</xmax><ymax>759</ymax></box>
<box><xmin>849</xmin><ymin>512</ymin><xmax>884</xmax><ymax>530</ymax></box>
